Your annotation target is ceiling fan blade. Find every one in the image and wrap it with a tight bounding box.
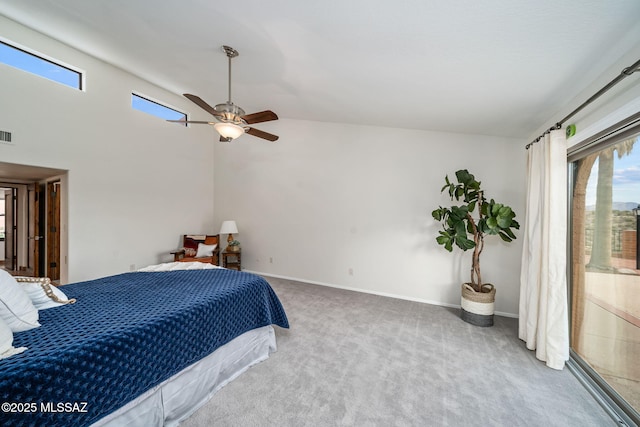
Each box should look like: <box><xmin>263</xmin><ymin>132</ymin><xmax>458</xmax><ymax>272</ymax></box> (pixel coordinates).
<box><xmin>241</xmin><ymin>110</ymin><xmax>279</xmax><ymax>125</ymax></box>
<box><xmin>166</xmin><ymin>119</ymin><xmax>214</xmax><ymax>124</ymax></box>
<box><xmin>183</xmin><ymin>94</ymin><xmax>222</xmax><ymax>118</ymax></box>
<box><xmin>246</xmin><ymin>127</ymin><xmax>279</xmax><ymax>142</ymax></box>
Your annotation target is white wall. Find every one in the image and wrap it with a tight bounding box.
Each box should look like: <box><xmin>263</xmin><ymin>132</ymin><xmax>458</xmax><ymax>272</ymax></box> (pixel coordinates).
<box><xmin>0</xmin><ymin>16</ymin><xmax>216</xmax><ymax>282</ymax></box>
<box><xmin>528</xmin><ymin>43</ymin><xmax>640</xmax><ymax>149</ymax></box>
<box><xmin>214</xmin><ymin>119</ymin><xmax>526</xmax><ymax>315</ymax></box>
<box><xmin>0</xmin><ymin>14</ymin><xmax>527</xmax><ymax>314</ymax></box>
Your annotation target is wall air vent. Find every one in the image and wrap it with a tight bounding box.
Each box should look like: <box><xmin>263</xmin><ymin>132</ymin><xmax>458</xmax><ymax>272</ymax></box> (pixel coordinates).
<box><xmin>0</xmin><ymin>130</ymin><xmax>12</xmax><ymax>144</ymax></box>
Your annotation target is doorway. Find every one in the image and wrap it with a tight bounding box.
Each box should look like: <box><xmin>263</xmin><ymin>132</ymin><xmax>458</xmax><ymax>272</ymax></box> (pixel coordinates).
<box><xmin>0</xmin><ymin>161</ymin><xmax>67</xmax><ymax>281</ymax></box>
<box><xmin>0</xmin><ymin>183</ymin><xmax>48</xmax><ymax>277</ymax></box>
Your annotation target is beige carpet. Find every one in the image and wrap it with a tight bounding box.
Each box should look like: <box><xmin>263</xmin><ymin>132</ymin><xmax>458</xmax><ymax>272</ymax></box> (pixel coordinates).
<box><xmin>182</xmin><ymin>276</ymin><xmax>614</xmax><ymax>426</ymax></box>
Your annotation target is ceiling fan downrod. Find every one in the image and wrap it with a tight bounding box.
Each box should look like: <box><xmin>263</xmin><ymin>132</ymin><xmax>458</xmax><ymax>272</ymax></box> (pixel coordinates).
<box><xmin>222</xmin><ymin>45</ymin><xmax>239</xmax><ymax>104</ymax></box>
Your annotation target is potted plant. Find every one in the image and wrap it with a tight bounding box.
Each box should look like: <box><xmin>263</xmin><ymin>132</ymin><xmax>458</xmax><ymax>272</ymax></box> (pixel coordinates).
<box><xmin>432</xmin><ymin>169</ymin><xmax>519</xmax><ymax>326</ymax></box>
<box><xmin>227</xmin><ymin>240</ymin><xmax>241</xmax><ymax>252</ymax></box>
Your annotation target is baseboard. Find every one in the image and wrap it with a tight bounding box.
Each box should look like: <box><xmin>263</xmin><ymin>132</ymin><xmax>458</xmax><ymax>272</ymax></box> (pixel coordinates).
<box><xmin>245</xmin><ymin>269</ymin><xmax>519</xmax><ymax>319</ymax></box>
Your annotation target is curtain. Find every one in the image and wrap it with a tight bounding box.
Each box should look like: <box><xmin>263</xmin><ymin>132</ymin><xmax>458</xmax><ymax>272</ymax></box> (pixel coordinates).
<box><xmin>519</xmin><ymin>129</ymin><xmax>568</xmax><ymax>370</ymax></box>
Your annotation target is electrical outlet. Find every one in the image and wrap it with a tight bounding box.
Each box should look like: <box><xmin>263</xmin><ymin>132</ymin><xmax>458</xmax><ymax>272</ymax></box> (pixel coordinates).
<box><xmin>269</xmin><ymin>257</ymin><xmax>273</xmax><ymax>264</ymax></box>
<box><xmin>129</xmin><ymin>264</ymin><xmax>136</xmax><ymax>271</ymax></box>
<box><xmin>348</xmin><ymin>268</ymin><xmax>353</xmax><ymax>276</ymax></box>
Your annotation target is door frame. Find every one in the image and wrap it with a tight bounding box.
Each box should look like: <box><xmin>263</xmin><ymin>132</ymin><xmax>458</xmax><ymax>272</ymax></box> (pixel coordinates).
<box><xmin>46</xmin><ymin>181</ymin><xmax>61</xmax><ymax>281</ymax></box>
<box><xmin>0</xmin><ymin>178</ymin><xmax>64</xmax><ymax>280</ymax></box>
<box><xmin>3</xmin><ymin>188</ymin><xmax>16</xmax><ymax>271</ymax></box>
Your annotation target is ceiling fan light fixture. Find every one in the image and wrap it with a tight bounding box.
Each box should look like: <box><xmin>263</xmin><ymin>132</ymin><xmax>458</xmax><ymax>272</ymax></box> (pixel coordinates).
<box><xmin>214</xmin><ymin>122</ymin><xmax>245</xmax><ymax>140</ymax></box>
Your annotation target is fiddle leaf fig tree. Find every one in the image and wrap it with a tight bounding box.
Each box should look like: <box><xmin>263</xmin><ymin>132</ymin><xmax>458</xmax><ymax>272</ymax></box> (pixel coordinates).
<box><xmin>432</xmin><ymin>169</ymin><xmax>519</xmax><ymax>292</ymax></box>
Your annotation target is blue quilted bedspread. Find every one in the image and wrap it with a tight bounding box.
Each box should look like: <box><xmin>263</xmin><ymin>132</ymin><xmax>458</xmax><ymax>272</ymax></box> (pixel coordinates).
<box><xmin>0</xmin><ymin>269</ymin><xmax>288</xmax><ymax>427</ymax></box>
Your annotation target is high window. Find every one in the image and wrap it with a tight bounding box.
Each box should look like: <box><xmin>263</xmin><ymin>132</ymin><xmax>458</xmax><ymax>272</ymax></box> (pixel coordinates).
<box><xmin>131</xmin><ymin>93</ymin><xmax>187</xmax><ymax>124</ymax></box>
<box><xmin>0</xmin><ymin>40</ymin><xmax>83</xmax><ymax>90</ymax></box>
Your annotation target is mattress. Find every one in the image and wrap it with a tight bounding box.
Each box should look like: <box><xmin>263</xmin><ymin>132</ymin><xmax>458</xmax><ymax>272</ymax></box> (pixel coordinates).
<box><xmin>0</xmin><ymin>268</ymin><xmax>288</xmax><ymax>427</ymax></box>
<box><xmin>93</xmin><ymin>325</ymin><xmax>277</xmax><ymax>427</ymax></box>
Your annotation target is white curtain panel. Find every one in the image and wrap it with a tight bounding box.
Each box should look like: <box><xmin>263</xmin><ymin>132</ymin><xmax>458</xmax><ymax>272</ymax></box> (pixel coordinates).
<box><xmin>519</xmin><ymin>129</ymin><xmax>569</xmax><ymax>370</ymax></box>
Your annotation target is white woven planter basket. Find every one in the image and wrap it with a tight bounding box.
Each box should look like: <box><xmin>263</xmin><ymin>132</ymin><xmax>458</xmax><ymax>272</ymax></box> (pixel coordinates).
<box><xmin>460</xmin><ymin>283</ymin><xmax>496</xmax><ymax>327</ymax></box>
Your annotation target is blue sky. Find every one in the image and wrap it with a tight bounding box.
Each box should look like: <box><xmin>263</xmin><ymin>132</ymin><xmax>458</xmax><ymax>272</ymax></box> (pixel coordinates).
<box><xmin>585</xmin><ymin>136</ymin><xmax>640</xmax><ymax>207</ymax></box>
<box><xmin>131</xmin><ymin>95</ymin><xmax>186</xmax><ymax>121</ymax></box>
<box><xmin>1</xmin><ymin>40</ymin><xmax>185</xmax><ymax>121</ymax></box>
<box><xmin>0</xmin><ymin>41</ymin><xmax>80</xmax><ymax>88</ymax></box>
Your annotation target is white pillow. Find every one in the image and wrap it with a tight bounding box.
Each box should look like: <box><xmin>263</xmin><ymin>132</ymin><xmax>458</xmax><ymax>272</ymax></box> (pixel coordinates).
<box><xmin>195</xmin><ymin>243</ymin><xmax>217</xmax><ymax>258</ymax></box>
<box><xmin>17</xmin><ymin>277</ymin><xmax>74</xmax><ymax>310</ymax></box>
<box><xmin>0</xmin><ymin>317</ymin><xmax>27</xmax><ymax>359</ymax></box>
<box><xmin>0</xmin><ymin>270</ymin><xmax>40</xmax><ymax>332</ymax></box>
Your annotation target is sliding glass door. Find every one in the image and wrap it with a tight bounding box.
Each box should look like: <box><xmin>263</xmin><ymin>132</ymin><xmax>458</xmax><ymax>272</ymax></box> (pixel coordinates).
<box><xmin>570</xmin><ymin>128</ymin><xmax>640</xmax><ymax>421</ymax></box>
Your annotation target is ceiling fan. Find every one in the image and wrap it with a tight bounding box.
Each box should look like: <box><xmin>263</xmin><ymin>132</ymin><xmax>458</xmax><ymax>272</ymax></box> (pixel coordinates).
<box><xmin>168</xmin><ymin>45</ymin><xmax>279</xmax><ymax>142</ymax></box>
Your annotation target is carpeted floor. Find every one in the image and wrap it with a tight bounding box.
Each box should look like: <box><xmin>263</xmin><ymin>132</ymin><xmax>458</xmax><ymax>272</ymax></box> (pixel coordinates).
<box><xmin>182</xmin><ymin>276</ymin><xmax>615</xmax><ymax>426</ymax></box>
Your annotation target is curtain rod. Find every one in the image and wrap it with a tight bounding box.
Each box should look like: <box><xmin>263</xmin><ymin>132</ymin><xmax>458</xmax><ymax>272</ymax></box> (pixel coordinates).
<box><xmin>525</xmin><ymin>58</ymin><xmax>640</xmax><ymax>150</ymax></box>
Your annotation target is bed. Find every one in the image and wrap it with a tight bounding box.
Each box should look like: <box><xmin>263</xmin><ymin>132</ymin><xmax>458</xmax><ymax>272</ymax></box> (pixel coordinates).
<box><xmin>0</xmin><ymin>263</ymin><xmax>289</xmax><ymax>427</ymax></box>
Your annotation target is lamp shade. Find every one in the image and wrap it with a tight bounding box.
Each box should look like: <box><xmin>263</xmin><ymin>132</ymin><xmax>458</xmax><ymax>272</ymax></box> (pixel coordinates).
<box><xmin>214</xmin><ymin>122</ymin><xmax>244</xmax><ymax>140</ymax></box>
<box><xmin>220</xmin><ymin>220</ymin><xmax>239</xmax><ymax>235</ymax></box>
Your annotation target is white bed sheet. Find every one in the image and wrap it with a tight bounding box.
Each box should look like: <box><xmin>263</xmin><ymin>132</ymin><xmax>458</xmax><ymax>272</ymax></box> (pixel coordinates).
<box><xmin>137</xmin><ymin>261</ymin><xmax>222</xmax><ymax>272</ymax></box>
<box><xmin>92</xmin><ymin>325</ymin><xmax>276</xmax><ymax>427</ymax></box>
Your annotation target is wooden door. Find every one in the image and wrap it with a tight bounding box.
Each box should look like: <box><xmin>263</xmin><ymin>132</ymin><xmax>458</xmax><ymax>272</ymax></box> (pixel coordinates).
<box><xmin>46</xmin><ymin>181</ymin><xmax>60</xmax><ymax>281</ymax></box>
<box><xmin>4</xmin><ymin>188</ymin><xmax>16</xmax><ymax>271</ymax></box>
<box><xmin>28</xmin><ymin>184</ymin><xmax>44</xmax><ymax>277</ymax></box>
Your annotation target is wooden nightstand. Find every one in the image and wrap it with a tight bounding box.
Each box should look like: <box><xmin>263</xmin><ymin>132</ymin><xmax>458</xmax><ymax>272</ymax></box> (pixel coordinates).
<box><xmin>222</xmin><ymin>250</ymin><xmax>241</xmax><ymax>271</ymax></box>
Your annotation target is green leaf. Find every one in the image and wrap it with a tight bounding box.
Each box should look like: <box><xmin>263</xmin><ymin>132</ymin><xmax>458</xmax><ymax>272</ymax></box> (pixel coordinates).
<box><xmin>436</xmin><ymin>231</ymin><xmax>454</xmax><ymax>252</ymax></box>
<box><xmin>468</xmin><ymin>201</ymin><xmax>476</xmax><ymax>213</ymax></box>
<box><xmin>449</xmin><ymin>185</ymin><xmax>456</xmax><ymax>199</ymax></box>
<box><xmin>497</xmin><ymin>216</ymin><xmax>511</xmax><ymax>228</ymax></box>
<box><xmin>491</xmin><ymin>202</ymin><xmax>502</xmax><ymax>216</ymax></box>
<box><xmin>498</xmin><ymin>206</ymin><xmax>512</xmax><ymax>217</ymax></box>
<box><xmin>480</xmin><ymin>202</ymin><xmax>489</xmax><ymax>216</ymax></box>
<box><xmin>503</xmin><ymin>227</ymin><xmax>516</xmax><ymax>239</ymax></box>
<box><xmin>436</xmin><ymin>234</ymin><xmax>448</xmax><ymax>244</ymax></box>
<box><xmin>432</xmin><ymin>209</ymin><xmax>443</xmax><ymax>221</ymax></box>
<box><xmin>456</xmin><ymin>169</ymin><xmax>475</xmax><ymax>186</ymax></box>
<box><xmin>454</xmin><ymin>220</ymin><xmax>467</xmax><ymax>237</ymax></box>
<box><xmin>436</xmin><ymin>235</ymin><xmax>453</xmax><ymax>251</ymax></box>
<box><xmin>451</xmin><ymin>205</ymin><xmax>468</xmax><ymax>219</ymax></box>
<box><xmin>486</xmin><ymin>217</ymin><xmax>498</xmax><ymax>229</ymax></box>
<box><xmin>455</xmin><ymin>235</ymin><xmax>475</xmax><ymax>250</ymax></box>
<box><xmin>498</xmin><ymin>232</ymin><xmax>513</xmax><ymax>242</ymax></box>
<box><xmin>455</xmin><ymin>186</ymin><xmax>464</xmax><ymax>199</ymax></box>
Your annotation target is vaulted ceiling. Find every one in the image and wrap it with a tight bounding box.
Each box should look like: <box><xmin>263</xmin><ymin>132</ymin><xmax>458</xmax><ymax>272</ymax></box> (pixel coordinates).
<box><xmin>1</xmin><ymin>0</ymin><xmax>639</xmax><ymax>139</ymax></box>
